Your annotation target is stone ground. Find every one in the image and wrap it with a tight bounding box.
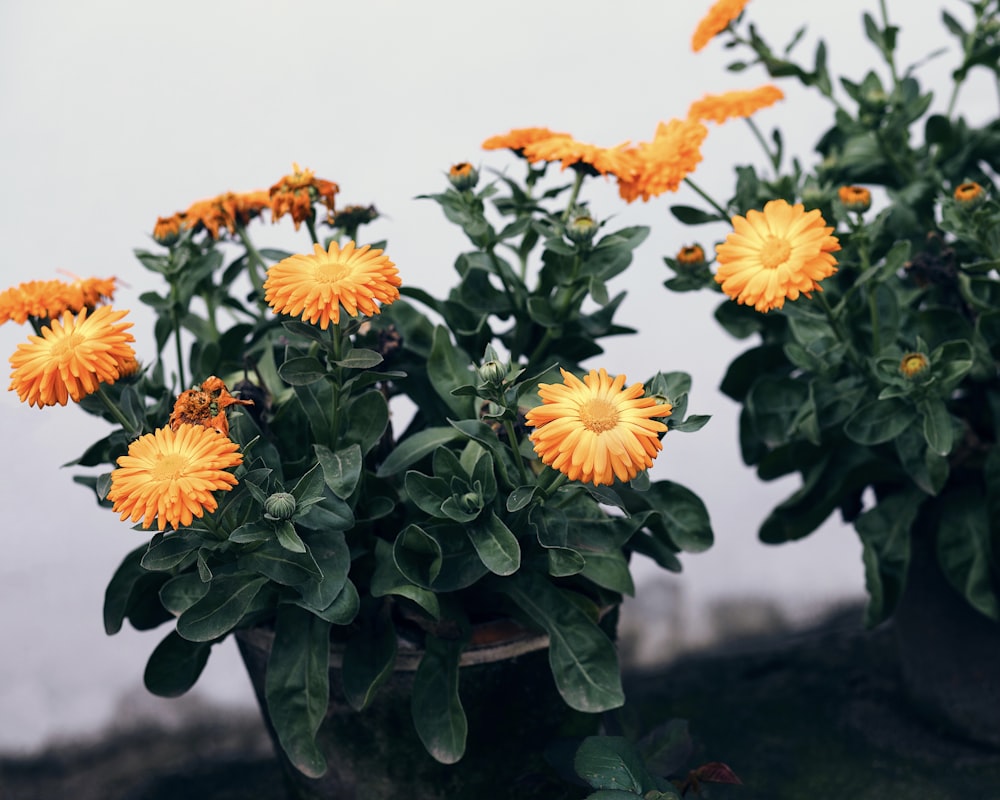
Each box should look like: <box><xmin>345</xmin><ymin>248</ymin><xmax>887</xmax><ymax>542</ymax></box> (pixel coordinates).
<box><xmin>3</xmin><ymin>606</ymin><xmax>1000</xmax><ymax>799</ymax></box>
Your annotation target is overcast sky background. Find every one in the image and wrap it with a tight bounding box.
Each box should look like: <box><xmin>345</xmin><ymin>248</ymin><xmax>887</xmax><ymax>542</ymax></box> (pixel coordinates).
<box><xmin>0</xmin><ymin>0</ymin><xmax>988</xmax><ymax>753</ymax></box>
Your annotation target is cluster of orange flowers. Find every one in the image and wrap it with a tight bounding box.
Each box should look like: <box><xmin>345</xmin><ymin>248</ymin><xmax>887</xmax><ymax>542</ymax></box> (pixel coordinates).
<box><xmin>0</xmin><ymin>275</ymin><xmax>116</xmax><ymax>326</ymax></box>
<box><xmin>152</xmin><ymin>164</ymin><xmax>340</xmax><ymax>243</ymax></box>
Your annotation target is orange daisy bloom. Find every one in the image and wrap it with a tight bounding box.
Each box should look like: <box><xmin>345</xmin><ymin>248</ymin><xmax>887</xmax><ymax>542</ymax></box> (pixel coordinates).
<box><xmin>8</xmin><ymin>306</ymin><xmax>136</xmax><ymax>407</ymax></box>
<box><xmin>526</xmin><ymin>368</ymin><xmax>673</xmax><ymax>487</ymax></box>
<box><xmin>482</xmin><ymin>127</ymin><xmax>571</xmax><ymax>153</ymax></box>
<box><xmin>0</xmin><ymin>276</ymin><xmax>117</xmax><ymax>326</ymax></box>
<box><xmin>521</xmin><ymin>136</ymin><xmax>639</xmax><ymax>180</ymax></box>
<box><xmin>714</xmin><ymin>199</ymin><xmax>841</xmax><ymax>313</ymax></box>
<box><xmin>269</xmin><ymin>163</ymin><xmax>340</xmax><ymax>229</ymax></box>
<box><xmin>169</xmin><ymin>376</ymin><xmax>254</xmax><ymax>437</ymax></box>
<box><xmin>179</xmin><ymin>190</ymin><xmax>269</xmax><ymax>240</ymax></box>
<box><xmin>687</xmin><ymin>85</ymin><xmax>784</xmax><ymax>124</ymax></box>
<box><xmin>692</xmin><ymin>0</ymin><xmax>750</xmax><ymax>52</ymax></box>
<box><xmin>264</xmin><ymin>240</ymin><xmax>401</xmax><ymax>330</ymax></box>
<box><xmin>107</xmin><ymin>424</ymin><xmax>243</xmax><ymax>531</ymax></box>
<box><xmin>617</xmin><ymin>118</ymin><xmax>708</xmax><ymax>203</ymax></box>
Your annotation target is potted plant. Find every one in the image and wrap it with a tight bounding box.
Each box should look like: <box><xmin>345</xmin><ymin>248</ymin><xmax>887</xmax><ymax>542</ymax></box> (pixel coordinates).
<box><xmin>661</xmin><ymin>0</ymin><xmax>1000</xmax><ymax>745</ymax></box>
<box><xmin>4</xmin><ymin>151</ymin><xmax>713</xmax><ymax>798</ymax></box>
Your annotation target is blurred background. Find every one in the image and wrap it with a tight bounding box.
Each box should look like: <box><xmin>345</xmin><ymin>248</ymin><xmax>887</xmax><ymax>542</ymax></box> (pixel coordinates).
<box><xmin>0</xmin><ymin>0</ymin><xmax>981</xmax><ymax>755</ymax></box>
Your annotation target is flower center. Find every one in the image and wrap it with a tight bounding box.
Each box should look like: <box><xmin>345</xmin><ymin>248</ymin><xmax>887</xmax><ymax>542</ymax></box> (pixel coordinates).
<box><xmin>579</xmin><ymin>398</ymin><xmax>619</xmax><ymax>433</ymax></box>
<box><xmin>759</xmin><ymin>236</ymin><xmax>792</xmax><ymax>269</ymax></box>
<box><xmin>317</xmin><ymin>261</ymin><xmax>352</xmax><ymax>284</ymax></box>
<box><xmin>150</xmin><ymin>453</ymin><xmax>190</xmax><ymax>481</ymax></box>
<box><xmin>51</xmin><ymin>332</ymin><xmax>85</xmax><ymax>360</ymax></box>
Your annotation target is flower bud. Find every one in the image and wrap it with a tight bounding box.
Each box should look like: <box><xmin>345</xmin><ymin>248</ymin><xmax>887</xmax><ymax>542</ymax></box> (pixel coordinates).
<box><xmin>448</xmin><ymin>162</ymin><xmax>479</xmax><ymax>191</ymax></box>
<box><xmin>899</xmin><ymin>352</ymin><xmax>929</xmax><ymax>379</ymax></box>
<box><xmin>566</xmin><ymin>211</ymin><xmax>598</xmax><ymax>246</ymax></box>
<box><xmin>153</xmin><ymin>214</ymin><xmax>183</xmax><ymax>247</ymax></box>
<box><xmin>478</xmin><ymin>358</ymin><xmax>507</xmax><ymax>388</ymax></box>
<box><xmin>675</xmin><ymin>244</ymin><xmax>706</xmax><ymax>270</ymax></box>
<box><xmin>954</xmin><ymin>181</ymin><xmax>985</xmax><ymax>209</ymax></box>
<box><xmin>264</xmin><ymin>491</ymin><xmax>297</xmax><ymax>520</ymax></box>
<box><xmin>838</xmin><ymin>185</ymin><xmax>871</xmax><ymax>213</ymax></box>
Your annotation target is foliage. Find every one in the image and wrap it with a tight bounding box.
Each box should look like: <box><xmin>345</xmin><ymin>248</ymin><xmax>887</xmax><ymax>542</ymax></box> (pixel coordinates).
<box><xmin>665</xmin><ymin>0</ymin><xmax>1000</xmax><ymax>625</ymax></box>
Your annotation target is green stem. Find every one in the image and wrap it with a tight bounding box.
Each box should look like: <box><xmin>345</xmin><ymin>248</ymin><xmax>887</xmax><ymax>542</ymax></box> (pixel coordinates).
<box><xmin>503</xmin><ymin>418</ymin><xmax>531</xmax><ymax>484</ymax></box>
<box><xmin>560</xmin><ymin>171</ymin><xmax>586</xmax><ymax>223</ymax></box>
<box><xmin>815</xmin><ymin>292</ymin><xmax>865</xmax><ymax>373</ymax></box>
<box><xmin>236</xmin><ymin>224</ymin><xmax>267</xmax><ymax>299</ymax></box>
<box><xmin>683</xmin><ymin>177</ymin><xmax>729</xmax><ymax>219</ymax></box>
<box><xmin>96</xmin><ymin>385</ymin><xmax>141</xmax><ymax>437</ymax></box>
<box><xmin>744</xmin><ymin>117</ymin><xmax>779</xmax><ymax>172</ymax></box>
<box><xmin>305</xmin><ymin>215</ymin><xmax>321</xmax><ymax>246</ymax></box>
<box><xmin>168</xmin><ymin>279</ymin><xmax>187</xmax><ymax>391</ymax></box>
<box><xmin>878</xmin><ymin>0</ymin><xmax>901</xmax><ymax>86</ymax></box>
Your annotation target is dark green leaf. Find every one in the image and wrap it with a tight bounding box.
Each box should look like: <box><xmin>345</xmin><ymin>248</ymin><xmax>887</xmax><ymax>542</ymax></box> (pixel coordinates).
<box><xmin>176</xmin><ymin>575</ymin><xmax>269</xmax><ymax>642</ymax></box>
<box><xmin>937</xmin><ymin>488</ymin><xmax>999</xmax><ymax>620</ymax></box>
<box><xmin>412</xmin><ymin>635</ymin><xmax>467</xmax><ymax>764</ymax></box>
<box><xmin>342</xmin><ymin>605</ymin><xmax>398</xmax><ymax>711</ymax></box>
<box><xmin>574</xmin><ymin>736</ymin><xmax>653</xmax><ymax>794</ymax></box>
<box><xmin>143</xmin><ymin>631</ymin><xmax>212</xmax><ymax>697</ymax></box>
<box><xmin>376</xmin><ymin>427</ymin><xmax>461</xmax><ymax>477</ymax></box>
<box><xmin>467</xmin><ymin>512</ymin><xmax>521</xmax><ymax>576</ymax></box>
<box><xmin>314</xmin><ymin>443</ymin><xmax>363</xmax><ymax>499</ymax></box>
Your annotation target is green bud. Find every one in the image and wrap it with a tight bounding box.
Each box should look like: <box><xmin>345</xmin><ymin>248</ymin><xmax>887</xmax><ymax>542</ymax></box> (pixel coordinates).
<box><xmin>566</xmin><ymin>211</ymin><xmax>598</xmax><ymax>245</ymax></box>
<box><xmin>264</xmin><ymin>491</ymin><xmax>297</xmax><ymax>520</ymax></box>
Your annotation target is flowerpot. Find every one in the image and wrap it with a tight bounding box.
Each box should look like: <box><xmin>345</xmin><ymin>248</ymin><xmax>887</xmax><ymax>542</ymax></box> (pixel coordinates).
<box><xmin>235</xmin><ymin>619</ymin><xmax>591</xmax><ymax>800</ymax></box>
<box><xmin>892</xmin><ymin>520</ymin><xmax>1000</xmax><ymax>748</ymax></box>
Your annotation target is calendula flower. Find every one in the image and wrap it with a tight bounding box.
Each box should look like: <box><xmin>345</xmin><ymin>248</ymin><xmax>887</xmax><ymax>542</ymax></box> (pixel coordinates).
<box><xmin>676</xmin><ymin>244</ymin><xmax>707</xmax><ymax>268</ymax></box>
<box><xmin>715</xmin><ymin>199</ymin><xmax>841</xmax><ymax>313</ymax></box>
<box><xmin>153</xmin><ymin>213</ymin><xmax>184</xmax><ymax>245</ymax></box>
<box><xmin>526</xmin><ymin>368</ymin><xmax>673</xmax><ymax>487</ymax></box>
<box><xmin>269</xmin><ymin>163</ymin><xmax>340</xmax><ymax>229</ymax></box>
<box><xmin>617</xmin><ymin>118</ymin><xmax>708</xmax><ymax>203</ymax></box>
<box><xmin>107</xmin><ymin>424</ymin><xmax>243</xmax><ymax>531</ymax></box>
<box><xmin>954</xmin><ymin>181</ymin><xmax>985</xmax><ymax>207</ymax></box>
<box><xmin>448</xmin><ymin>162</ymin><xmax>480</xmax><ymax>191</ymax></box>
<box><xmin>692</xmin><ymin>0</ymin><xmax>750</xmax><ymax>52</ymax></box>
<box><xmin>179</xmin><ymin>190</ymin><xmax>269</xmax><ymax>240</ymax></box>
<box><xmin>8</xmin><ymin>306</ymin><xmax>136</xmax><ymax>407</ymax></box>
<box><xmin>0</xmin><ymin>276</ymin><xmax>117</xmax><ymax>326</ymax></box>
<box><xmin>899</xmin><ymin>352</ymin><xmax>930</xmax><ymax>378</ymax></box>
<box><xmin>838</xmin><ymin>185</ymin><xmax>872</xmax><ymax>212</ymax></box>
<box><xmin>481</xmin><ymin>127</ymin><xmax>571</xmax><ymax>153</ymax></box>
<box><xmin>687</xmin><ymin>85</ymin><xmax>784</xmax><ymax>124</ymax></box>
<box><xmin>521</xmin><ymin>136</ymin><xmax>639</xmax><ymax>180</ymax></box>
<box><xmin>264</xmin><ymin>240</ymin><xmax>402</xmax><ymax>330</ymax></box>
<box><xmin>169</xmin><ymin>376</ymin><xmax>254</xmax><ymax>437</ymax></box>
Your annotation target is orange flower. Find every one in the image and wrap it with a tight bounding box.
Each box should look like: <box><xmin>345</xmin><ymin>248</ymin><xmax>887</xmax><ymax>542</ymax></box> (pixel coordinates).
<box><xmin>526</xmin><ymin>368</ymin><xmax>673</xmax><ymax>487</ymax></box>
<box><xmin>8</xmin><ymin>306</ymin><xmax>136</xmax><ymax>407</ymax></box>
<box><xmin>521</xmin><ymin>136</ymin><xmax>639</xmax><ymax>180</ymax></box>
<box><xmin>0</xmin><ymin>277</ymin><xmax>117</xmax><ymax>326</ymax></box>
<box><xmin>264</xmin><ymin>240</ymin><xmax>401</xmax><ymax>330</ymax></box>
<box><xmin>169</xmin><ymin>376</ymin><xmax>254</xmax><ymax>437</ymax></box>
<box><xmin>617</xmin><ymin>118</ymin><xmax>708</xmax><ymax>203</ymax></box>
<box><xmin>687</xmin><ymin>85</ymin><xmax>784</xmax><ymax>124</ymax></box>
<box><xmin>153</xmin><ymin>213</ymin><xmax>184</xmax><ymax>245</ymax></box>
<box><xmin>838</xmin><ymin>185</ymin><xmax>872</xmax><ymax>212</ymax></box>
<box><xmin>107</xmin><ymin>424</ymin><xmax>243</xmax><ymax>531</ymax></box>
<box><xmin>482</xmin><ymin>127</ymin><xmax>571</xmax><ymax>153</ymax></box>
<box><xmin>692</xmin><ymin>0</ymin><xmax>750</xmax><ymax>52</ymax></box>
<box><xmin>954</xmin><ymin>181</ymin><xmax>985</xmax><ymax>206</ymax></box>
<box><xmin>269</xmin><ymin>163</ymin><xmax>340</xmax><ymax>229</ymax></box>
<box><xmin>715</xmin><ymin>199</ymin><xmax>840</xmax><ymax>313</ymax></box>
<box><xmin>180</xmin><ymin>190</ymin><xmax>269</xmax><ymax>240</ymax></box>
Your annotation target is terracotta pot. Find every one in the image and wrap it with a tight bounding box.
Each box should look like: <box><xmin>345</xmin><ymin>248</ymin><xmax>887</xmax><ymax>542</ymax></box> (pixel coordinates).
<box><xmin>892</xmin><ymin>520</ymin><xmax>1000</xmax><ymax>748</ymax></box>
<box><xmin>235</xmin><ymin>620</ymin><xmax>590</xmax><ymax>800</ymax></box>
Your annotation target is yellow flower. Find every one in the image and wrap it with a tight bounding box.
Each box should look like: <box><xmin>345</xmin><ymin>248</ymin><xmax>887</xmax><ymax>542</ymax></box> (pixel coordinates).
<box><xmin>692</xmin><ymin>0</ymin><xmax>750</xmax><ymax>52</ymax></box>
<box><xmin>715</xmin><ymin>199</ymin><xmax>841</xmax><ymax>313</ymax></box>
<box><xmin>481</xmin><ymin>127</ymin><xmax>571</xmax><ymax>153</ymax></box>
<box><xmin>269</xmin><ymin>163</ymin><xmax>340</xmax><ymax>229</ymax></box>
<box><xmin>521</xmin><ymin>136</ymin><xmax>639</xmax><ymax>180</ymax></box>
<box><xmin>954</xmin><ymin>181</ymin><xmax>985</xmax><ymax>207</ymax></box>
<box><xmin>264</xmin><ymin>241</ymin><xmax>402</xmax><ymax>330</ymax></box>
<box><xmin>107</xmin><ymin>424</ymin><xmax>243</xmax><ymax>531</ymax></box>
<box><xmin>526</xmin><ymin>368</ymin><xmax>673</xmax><ymax>487</ymax></box>
<box><xmin>687</xmin><ymin>85</ymin><xmax>784</xmax><ymax>124</ymax></box>
<box><xmin>617</xmin><ymin>118</ymin><xmax>708</xmax><ymax>203</ymax></box>
<box><xmin>899</xmin><ymin>352</ymin><xmax>929</xmax><ymax>378</ymax></box>
<box><xmin>8</xmin><ymin>306</ymin><xmax>136</xmax><ymax>407</ymax></box>
<box><xmin>838</xmin><ymin>185</ymin><xmax>872</xmax><ymax>212</ymax></box>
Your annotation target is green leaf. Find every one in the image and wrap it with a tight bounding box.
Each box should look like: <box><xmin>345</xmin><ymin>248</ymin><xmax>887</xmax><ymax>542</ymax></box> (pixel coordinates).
<box><xmin>370</xmin><ymin>539</ymin><xmax>441</xmax><ymax>619</ymax></box>
<box><xmin>405</xmin><ymin>470</ymin><xmax>451</xmax><ymax>517</ymax></box>
<box><xmin>343</xmin><ymin>390</ymin><xmax>390</xmax><ymax>455</ymax></box>
<box><xmin>411</xmin><ymin>635</ymin><xmax>467</xmax><ymax>764</ymax></box>
<box><xmin>278</xmin><ymin>356</ymin><xmax>327</xmax><ymax>385</ymax></box>
<box><xmin>238</xmin><ymin>541</ymin><xmax>322</xmax><ymax>586</ymax></box>
<box><xmin>104</xmin><ymin>545</ymin><xmax>172</xmax><ymax>635</ymax></box>
<box><xmin>143</xmin><ymin>631</ymin><xmax>212</xmax><ymax>697</ymax></box>
<box><xmin>467</xmin><ymin>512</ymin><xmax>521</xmax><ymax>576</ymax></box>
<box><xmin>296</xmin><ymin>531</ymin><xmax>350</xmax><ymax>612</ymax></box>
<box><xmin>638</xmin><ymin>481</ymin><xmax>713</xmax><ymax>553</ymax></box>
<box><xmin>264</xmin><ymin>604</ymin><xmax>331</xmax><ymax>778</ymax></box>
<box><xmin>574</xmin><ymin>736</ymin><xmax>653</xmax><ymax>794</ymax></box>
<box><xmin>275</xmin><ymin>521</ymin><xmax>307</xmax><ymax>553</ymax></box>
<box><xmin>159</xmin><ymin>573</ymin><xmax>210</xmax><ymax>616</ymax></box>
<box><xmin>334</xmin><ymin>347</ymin><xmax>384</xmax><ymax>369</ymax></box>
<box><xmin>376</xmin><ymin>427</ymin><xmax>462</xmax><ymax>477</ymax></box>
<box><xmin>937</xmin><ymin>488</ymin><xmax>999</xmax><ymax>620</ymax></box>
<box><xmin>855</xmin><ymin>490</ymin><xmax>921</xmax><ymax>626</ymax></box>
<box><xmin>342</xmin><ymin>605</ymin><xmax>398</xmax><ymax>711</ymax></box>
<box><xmin>314</xmin><ymin>443</ymin><xmax>363</xmax><ymax>499</ymax></box>
<box><xmin>393</xmin><ymin>524</ymin><xmax>444</xmax><ymax>587</ymax></box>
<box><xmin>669</xmin><ymin>205</ymin><xmax>722</xmax><ymax>225</ymax></box>
<box><xmin>580</xmin><ymin>549</ymin><xmax>635</xmax><ymax>596</ymax></box>
<box><xmin>919</xmin><ymin>398</ymin><xmax>955</xmax><ymax>456</ymax></box>
<box><xmin>176</xmin><ymin>575</ymin><xmax>269</xmax><ymax>642</ymax></box>
<box><xmin>844</xmin><ymin>398</ymin><xmax>918</xmax><ymax>445</ymax></box>
<box><xmin>501</xmin><ymin>571</ymin><xmax>623</xmax><ymax>712</ymax></box>
<box><xmin>428</xmin><ymin>325</ymin><xmax>475</xmax><ymax>417</ymax></box>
